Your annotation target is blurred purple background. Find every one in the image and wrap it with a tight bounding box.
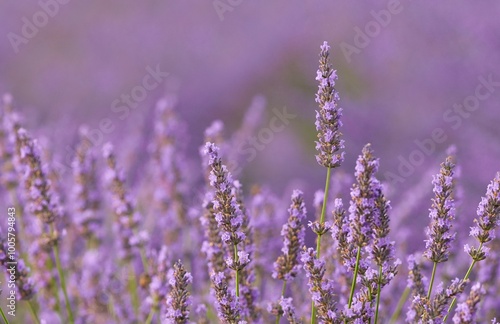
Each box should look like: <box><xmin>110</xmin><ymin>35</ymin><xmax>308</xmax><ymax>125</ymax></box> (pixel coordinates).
<box><xmin>2</xmin><ymin>1</ymin><xmax>500</xmax><ymax>244</ymax></box>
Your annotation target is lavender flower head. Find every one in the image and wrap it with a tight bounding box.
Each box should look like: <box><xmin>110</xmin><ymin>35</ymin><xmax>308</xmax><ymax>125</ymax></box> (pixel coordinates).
<box><xmin>72</xmin><ymin>127</ymin><xmax>102</xmax><ymax>241</ymax></box>
<box><xmin>15</xmin><ymin>128</ymin><xmax>61</xmax><ymax>225</ymax></box>
<box><xmin>273</xmin><ymin>189</ymin><xmax>307</xmax><ymax>281</ymax></box>
<box><xmin>301</xmin><ymin>247</ymin><xmax>338</xmax><ymax>323</ymax></box>
<box><xmin>348</xmin><ymin>144</ymin><xmax>382</xmax><ymax>247</ymax></box>
<box><xmin>102</xmin><ymin>142</ymin><xmax>148</xmax><ymax>260</ymax></box>
<box><xmin>470</xmin><ymin>172</ymin><xmax>500</xmax><ymax>244</ymax></box>
<box><xmin>452</xmin><ymin>282</ymin><xmax>484</xmax><ymax>324</ymax></box>
<box><xmin>165</xmin><ymin>260</ymin><xmax>192</xmax><ymax>324</ymax></box>
<box><xmin>210</xmin><ymin>271</ymin><xmax>242</xmax><ymax>323</ymax></box>
<box><xmin>203</xmin><ymin>142</ymin><xmax>245</xmax><ymax>247</ymax></box>
<box><xmin>315</xmin><ymin>41</ymin><xmax>344</xmax><ymax>168</ymax></box>
<box><xmin>424</xmin><ymin>155</ymin><xmax>457</xmax><ymax>263</ymax></box>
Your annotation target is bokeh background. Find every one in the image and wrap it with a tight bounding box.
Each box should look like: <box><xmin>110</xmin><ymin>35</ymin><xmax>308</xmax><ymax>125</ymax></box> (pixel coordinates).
<box><xmin>1</xmin><ymin>1</ymin><xmax>500</xmax><ymax>245</ymax></box>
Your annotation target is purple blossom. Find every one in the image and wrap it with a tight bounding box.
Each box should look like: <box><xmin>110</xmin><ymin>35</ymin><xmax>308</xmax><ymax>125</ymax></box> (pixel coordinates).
<box><xmin>469</xmin><ymin>172</ymin><xmax>500</xmax><ymax>244</ymax></box>
<box><xmin>348</xmin><ymin>144</ymin><xmax>382</xmax><ymax>248</ymax></box>
<box><xmin>301</xmin><ymin>247</ymin><xmax>339</xmax><ymax>323</ymax></box>
<box><xmin>315</xmin><ymin>41</ymin><xmax>344</xmax><ymax>168</ymax></box>
<box><xmin>203</xmin><ymin>142</ymin><xmax>246</xmax><ymax>246</ymax></box>
<box><xmin>165</xmin><ymin>260</ymin><xmax>192</xmax><ymax>324</ymax></box>
<box><xmin>424</xmin><ymin>155</ymin><xmax>457</xmax><ymax>263</ymax></box>
<box><xmin>452</xmin><ymin>282</ymin><xmax>484</xmax><ymax>324</ymax></box>
<box><xmin>273</xmin><ymin>190</ymin><xmax>307</xmax><ymax>281</ymax></box>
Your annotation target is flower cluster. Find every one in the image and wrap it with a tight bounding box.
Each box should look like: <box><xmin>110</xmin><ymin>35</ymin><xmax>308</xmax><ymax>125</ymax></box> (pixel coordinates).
<box><xmin>1</xmin><ymin>41</ymin><xmax>500</xmax><ymax>324</ymax></box>
<box><xmin>424</xmin><ymin>155</ymin><xmax>457</xmax><ymax>263</ymax></box>
<box><xmin>315</xmin><ymin>41</ymin><xmax>344</xmax><ymax>169</ymax></box>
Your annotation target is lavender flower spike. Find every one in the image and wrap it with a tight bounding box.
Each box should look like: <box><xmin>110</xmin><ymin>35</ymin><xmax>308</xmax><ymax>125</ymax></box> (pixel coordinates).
<box><xmin>424</xmin><ymin>155</ymin><xmax>457</xmax><ymax>264</ymax></box>
<box><xmin>348</xmin><ymin>143</ymin><xmax>381</xmax><ymax>248</ymax></box>
<box><xmin>203</xmin><ymin>142</ymin><xmax>246</xmax><ymax>247</ymax></box>
<box><xmin>166</xmin><ymin>260</ymin><xmax>192</xmax><ymax>324</ymax></box>
<box><xmin>211</xmin><ymin>271</ymin><xmax>243</xmax><ymax>323</ymax></box>
<box><xmin>452</xmin><ymin>282</ymin><xmax>484</xmax><ymax>324</ymax></box>
<box><xmin>469</xmin><ymin>172</ymin><xmax>500</xmax><ymax>248</ymax></box>
<box><xmin>273</xmin><ymin>190</ymin><xmax>307</xmax><ymax>282</ymax></box>
<box><xmin>301</xmin><ymin>248</ymin><xmax>339</xmax><ymax>323</ymax></box>
<box><xmin>315</xmin><ymin>41</ymin><xmax>344</xmax><ymax>168</ymax></box>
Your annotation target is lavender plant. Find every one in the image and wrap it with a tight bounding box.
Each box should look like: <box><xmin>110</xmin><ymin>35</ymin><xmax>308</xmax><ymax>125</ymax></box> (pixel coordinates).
<box><xmin>0</xmin><ymin>41</ymin><xmax>499</xmax><ymax>324</ymax></box>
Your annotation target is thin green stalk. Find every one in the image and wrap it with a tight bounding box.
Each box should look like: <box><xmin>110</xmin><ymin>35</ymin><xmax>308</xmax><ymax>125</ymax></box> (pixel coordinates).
<box><xmin>427</xmin><ymin>261</ymin><xmax>438</xmax><ymax>299</ymax></box>
<box><xmin>52</xmin><ymin>242</ymin><xmax>74</xmax><ymax>324</ymax></box>
<box><xmin>443</xmin><ymin>244</ymin><xmax>481</xmax><ymax>322</ymax></box>
<box><xmin>374</xmin><ymin>265</ymin><xmax>383</xmax><ymax>324</ymax></box>
<box><xmin>389</xmin><ymin>287</ymin><xmax>410</xmax><ymax>323</ymax></box>
<box><xmin>28</xmin><ymin>301</ymin><xmax>41</xmax><ymax>324</ymax></box>
<box><xmin>276</xmin><ymin>281</ymin><xmax>287</xmax><ymax>324</ymax></box>
<box><xmin>315</xmin><ymin>167</ymin><xmax>332</xmax><ymax>258</ymax></box>
<box><xmin>144</xmin><ymin>309</ymin><xmax>155</xmax><ymax>324</ymax></box>
<box><xmin>0</xmin><ymin>306</ymin><xmax>10</xmax><ymax>324</ymax></box>
<box><xmin>128</xmin><ymin>265</ymin><xmax>140</xmax><ymax>316</ymax></box>
<box><xmin>233</xmin><ymin>244</ymin><xmax>240</xmax><ymax>297</ymax></box>
<box><xmin>311</xmin><ymin>167</ymin><xmax>332</xmax><ymax>324</ymax></box>
<box><xmin>348</xmin><ymin>246</ymin><xmax>362</xmax><ymax>308</ymax></box>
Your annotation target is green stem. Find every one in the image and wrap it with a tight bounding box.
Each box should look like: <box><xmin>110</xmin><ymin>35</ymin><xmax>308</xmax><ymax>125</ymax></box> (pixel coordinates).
<box><xmin>315</xmin><ymin>167</ymin><xmax>332</xmax><ymax>258</ymax></box>
<box><xmin>389</xmin><ymin>287</ymin><xmax>410</xmax><ymax>324</ymax></box>
<box><xmin>128</xmin><ymin>265</ymin><xmax>140</xmax><ymax>317</ymax></box>
<box><xmin>0</xmin><ymin>305</ymin><xmax>10</xmax><ymax>324</ymax></box>
<box><xmin>427</xmin><ymin>261</ymin><xmax>438</xmax><ymax>299</ymax></box>
<box><xmin>233</xmin><ymin>244</ymin><xmax>240</xmax><ymax>297</ymax></box>
<box><xmin>28</xmin><ymin>301</ymin><xmax>41</xmax><ymax>324</ymax></box>
<box><xmin>374</xmin><ymin>265</ymin><xmax>383</xmax><ymax>324</ymax></box>
<box><xmin>144</xmin><ymin>308</ymin><xmax>155</xmax><ymax>324</ymax></box>
<box><xmin>52</xmin><ymin>237</ymin><xmax>74</xmax><ymax>324</ymax></box>
<box><xmin>348</xmin><ymin>246</ymin><xmax>362</xmax><ymax>308</ymax></box>
<box><xmin>276</xmin><ymin>281</ymin><xmax>287</xmax><ymax>324</ymax></box>
<box><xmin>311</xmin><ymin>167</ymin><xmax>332</xmax><ymax>324</ymax></box>
<box><xmin>443</xmin><ymin>245</ymin><xmax>481</xmax><ymax>322</ymax></box>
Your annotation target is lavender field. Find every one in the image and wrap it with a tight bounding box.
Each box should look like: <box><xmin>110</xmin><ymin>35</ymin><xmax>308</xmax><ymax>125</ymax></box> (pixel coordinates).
<box><xmin>1</xmin><ymin>2</ymin><xmax>500</xmax><ymax>323</ymax></box>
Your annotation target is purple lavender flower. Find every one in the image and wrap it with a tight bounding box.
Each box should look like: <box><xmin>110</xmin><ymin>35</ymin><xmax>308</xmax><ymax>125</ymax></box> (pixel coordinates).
<box><xmin>424</xmin><ymin>155</ymin><xmax>457</xmax><ymax>264</ymax></box>
<box><xmin>315</xmin><ymin>41</ymin><xmax>344</xmax><ymax>169</ymax></box>
<box><xmin>72</xmin><ymin>127</ymin><xmax>102</xmax><ymax>242</ymax></box>
<box><xmin>15</xmin><ymin>128</ymin><xmax>61</xmax><ymax>227</ymax></box>
<box><xmin>301</xmin><ymin>247</ymin><xmax>339</xmax><ymax>323</ymax></box>
<box><xmin>166</xmin><ymin>260</ymin><xmax>192</xmax><ymax>324</ymax></box>
<box><xmin>410</xmin><ymin>278</ymin><xmax>468</xmax><ymax>323</ymax></box>
<box><xmin>348</xmin><ymin>144</ymin><xmax>381</xmax><ymax>248</ymax></box>
<box><xmin>0</xmin><ymin>95</ymin><xmax>19</xmax><ymax>191</ymax></box>
<box><xmin>452</xmin><ymin>282</ymin><xmax>484</xmax><ymax>324</ymax></box>
<box><xmin>273</xmin><ymin>190</ymin><xmax>307</xmax><ymax>282</ymax></box>
<box><xmin>203</xmin><ymin>142</ymin><xmax>246</xmax><ymax>247</ymax></box>
<box><xmin>210</xmin><ymin>271</ymin><xmax>242</xmax><ymax>323</ymax></box>
<box><xmin>201</xmin><ymin>191</ymin><xmax>230</xmax><ymax>276</ymax></box>
<box><xmin>0</xmin><ymin>229</ymin><xmax>35</xmax><ymax>300</ymax></box>
<box><xmin>144</xmin><ymin>246</ymin><xmax>170</xmax><ymax>318</ymax></box>
<box><xmin>102</xmin><ymin>142</ymin><xmax>148</xmax><ymax>261</ymax></box>
<box><xmin>469</xmin><ymin>172</ymin><xmax>500</xmax><ymax>246</ymax></box>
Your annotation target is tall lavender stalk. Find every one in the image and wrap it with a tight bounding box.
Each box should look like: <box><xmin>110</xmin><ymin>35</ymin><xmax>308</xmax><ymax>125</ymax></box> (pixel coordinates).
<box><xmin>203</xmin><ymin>142</ymin><xmax>249</xmax><ymax>300</ymax></box>
<box><xmin>311</xmin><ymin>40</ymin><xmax>345</xmax><ymax>323</ymax></box>
<box><xmin>165</xmin><ymin>260</ymin><xmax>192</xmax><ymax>323</ymax></box>
<box><xmin>424</xmin><ymin>155</ymin><xmax>457</xmax><ymax>298</ymax></box>
<box><xmin>347</xmin><ymin>144</ymin><xmax>381</xmax><ymax>309</ymax></box>
<box><xmin>14</xmin><ymin>127</ymin><xmax>74</xmax><ymax>323</ymax></box>
<box><xmin>444</xmin><ymin>172</ymin><xmax>500</xmax><ymax>320</ymax></box>
<box><xmin>272</xmin><ymin>190</ymin><xmax>306</xmax><ymax>323</ymax></box>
